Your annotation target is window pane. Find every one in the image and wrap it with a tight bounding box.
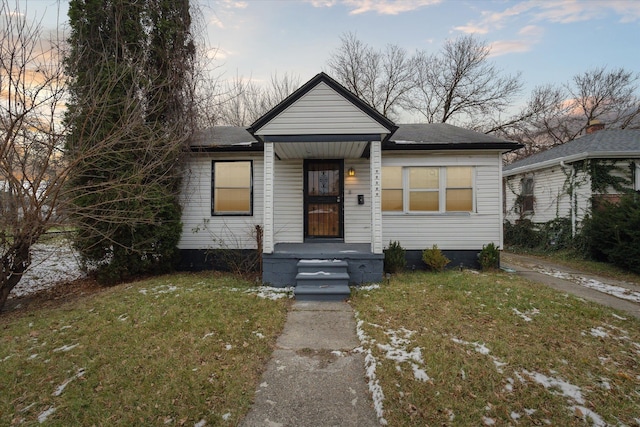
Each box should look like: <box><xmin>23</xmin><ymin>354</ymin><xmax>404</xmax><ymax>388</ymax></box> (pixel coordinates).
<box><xmin>446</xmin><ymin>189</ymin><xmax>472</xmax><ymax>211</ymax></box>
<box><xmin>410</xmin><ymin>167</ymin><xmax>439</xmax><ymax>189</ymax></box>
<box><xmin>382</xmin><ymin>189</ymin><xmax>403</xmax><ymax>211</ymax></box>
<box><xmin>216</xmin><ymin>162</ymin><xmax>251</xmax><ymax>188</ymax></box>
<box><xmin>382</xmin><ymin>166</ymin><xmax>402</xmax><ymax>188</ymax></box>
<box><xmin>215</xmin><ymin>188</ymin><xmax>250</xmax><ymax>212</ymax></box>
<box><xmin>447</xmin><ymin>167</ymin><xmax>472</xmax><ymax>187</ymax></box>
<box><xmin>409</xmin><ymin>191</ymin><xmax>439</xmax><ymax>211</ymax></box>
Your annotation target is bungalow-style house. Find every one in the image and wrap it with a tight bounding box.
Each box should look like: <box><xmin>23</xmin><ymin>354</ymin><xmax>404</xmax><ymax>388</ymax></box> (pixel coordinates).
<box><xmin>503</xmin><ymin>127</ymin><xmax>640</xmax><ymax>235</ymax></box>
<box><xmin>178</xmin><ymin>72</ymin><xmax>521</xmax><ymax>300</ymax></box>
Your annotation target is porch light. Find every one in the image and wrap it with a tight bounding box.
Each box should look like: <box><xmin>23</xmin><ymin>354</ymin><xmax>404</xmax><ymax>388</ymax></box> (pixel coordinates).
<box><xmin>348</xmin><ymin>167</ymin><xmax>356</xmax><ymax>177</ymax></box>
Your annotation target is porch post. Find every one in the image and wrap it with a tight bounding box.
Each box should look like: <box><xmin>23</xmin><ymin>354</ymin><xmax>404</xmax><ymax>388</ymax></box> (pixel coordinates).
<box><xmin>263</xmin><ymin>141</ymin><xmax>275</xmax><ymax>254</ymax></box>
<box><xmin>370</xmin><ymin>138</ymin><xmax>383</xmax><ymax>254</ymax></box>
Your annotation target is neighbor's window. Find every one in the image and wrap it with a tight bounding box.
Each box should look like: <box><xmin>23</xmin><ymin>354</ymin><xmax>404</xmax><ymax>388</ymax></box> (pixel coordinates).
<box><xmin>382</xmin><ymin>166</ymin><xmax>474</xmax><ymax>213</ymax></box>
<box><xmin>520</xmin><ymin>177</ymin><xmax>534</xmax><ymax>213</ymax></box>
<box><xmin>212</xmin><ymin>160</ymin><xmax>252</xmax><ymax>215</ymax></box>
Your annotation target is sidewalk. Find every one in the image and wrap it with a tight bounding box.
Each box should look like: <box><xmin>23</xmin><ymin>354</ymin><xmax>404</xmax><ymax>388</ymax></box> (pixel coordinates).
<box><xmin>240</xmin><ymin>301</ymin><xmax>380</xmax><ymax>427</ymax></box>
<box><xmin>501</xmin><ymin>252</ymin><xmax>640</xmax><ymax>319</ymax></box>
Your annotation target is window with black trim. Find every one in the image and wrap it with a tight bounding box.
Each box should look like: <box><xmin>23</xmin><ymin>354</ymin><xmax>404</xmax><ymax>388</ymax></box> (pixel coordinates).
<box><xmin>382</xmin><ymin>166</ymin><xmax>474</xmax><ymax>213</ymax></box>
<box><xmin>212</xmin><ymin>160</ymin><xmax>252</xmax><ymax>215</ymax></box>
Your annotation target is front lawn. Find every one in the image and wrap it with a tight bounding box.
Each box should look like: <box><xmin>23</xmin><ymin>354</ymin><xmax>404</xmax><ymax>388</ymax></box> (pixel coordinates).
<box><xmin>351</xmin><ymin>270</ymin><xmax>640</xmax><ymax>426</ymax></box>
<box><xmin>0</xmin><ymin>273</ymin><xmax>290</xmax><ymax>426</ymax></box>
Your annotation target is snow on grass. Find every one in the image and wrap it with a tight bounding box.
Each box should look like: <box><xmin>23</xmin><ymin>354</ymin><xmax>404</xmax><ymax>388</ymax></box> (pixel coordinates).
<box><xmin>376</xmin><ymin>327</ymin><xmax>430</xmax><ymax>382</ymax></box>
<box><xmin>138</xmin><ymin>285</ymin><xmax>178</xmax><ymax>296</ymax></box>
<box><xmin>512</xmin><ymin>307</ymin><xmax>540</xmax><ymax>322</ymax></box>
<box><xmin>53</xmin><ymin>368</ymin><xmax>86</xmax><ymax>397</ymax></box>
<box><xmin>11</xmin><ymin>242</ymin><xmax>85</xmax><ymax>298</ymax></box>
<box><xmin>37</xmin><ymin>407</ymin><xmax>56</xmax><ymax>423</ymax></box>
<box><xmin>356</xmin><ymin>284</ymin><xmax>380</xmax><ymax>291</ymax></box>
<box><xmin>240</xmin><ymin>286</ymin><xmax>293</xmax><ymax>300</ymax></box>
<box><xmin>532</xmin><ymin>266</ymin><xmax>640</xmax><ymax>303</ymax></box>
<box><xmin>451</xmin><ymin>337</ymin><xmax>490</xmax><ymax>355</ymax></box>
<box><xmin>52</xmin><ymin>343</ymin><xmax>78</xmax><ymax>353</ymax></box>
<box><xmin>354</xmin><ymin>315</ymin><xmax>388</xmax><ymax>425</ymax></box>
<box><xmin>571</xmin><ymin>406</ymin><xmax>606</xmax><ymax>427</ymax></box>
<box><xmin>523</xmin><ymin>369</ymin><xmax>584</xmax><ymax>404</ymax></box>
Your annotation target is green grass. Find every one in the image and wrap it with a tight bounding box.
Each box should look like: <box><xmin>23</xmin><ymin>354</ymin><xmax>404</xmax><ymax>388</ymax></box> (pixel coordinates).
<box><xmin>0</xmin><ymin>273</ymin><xmax>290</xmax><ymax>426</ymax></box>
<box><xmin>351</xmin><ymin>270</ymin><xmax>640</xmax><ymax>426</ymax></box>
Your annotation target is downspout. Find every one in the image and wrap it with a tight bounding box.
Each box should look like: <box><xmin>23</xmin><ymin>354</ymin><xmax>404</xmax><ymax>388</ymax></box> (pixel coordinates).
<box><xmin>560</xmin><ymin>160</ymin><xmax>576</xmax><ymax>237</ymax></box>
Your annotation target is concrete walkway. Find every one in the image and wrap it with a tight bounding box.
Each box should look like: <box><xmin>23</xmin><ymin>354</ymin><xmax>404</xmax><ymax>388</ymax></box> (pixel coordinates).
<box><xmin>501</xmin><ymin>252</ymin><xmax>640</xmax><ymax>319</ymax></box>
<box><xmin>240</xmin><ymin>301</ymin><xmax>380</xmax><ymax>427</ymax></box>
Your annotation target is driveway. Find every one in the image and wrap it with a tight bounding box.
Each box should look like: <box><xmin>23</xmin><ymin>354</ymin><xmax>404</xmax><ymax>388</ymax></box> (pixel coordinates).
<box><xmin>501</xmin><ymin>252</ymin><xmax>640</xmax><ymax>319</ymax></box>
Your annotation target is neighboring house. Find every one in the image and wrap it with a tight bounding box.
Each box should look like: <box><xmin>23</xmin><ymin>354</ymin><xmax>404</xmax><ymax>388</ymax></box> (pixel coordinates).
<box><xmin>503</xmin><ymin>128</ymin><xmax>640</xmax><ymax>235</ymax></box>
<box><xmin>178</xmin><ymin>72</ymin><xmax>521</xmax><ymax>299</ymax></box>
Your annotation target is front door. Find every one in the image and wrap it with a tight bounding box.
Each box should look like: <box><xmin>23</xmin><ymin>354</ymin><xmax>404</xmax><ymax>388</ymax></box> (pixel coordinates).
<box><xmin>304</xmin><ymin>160</ymin><xmax>344</xmax><ymax>239</ymax></box>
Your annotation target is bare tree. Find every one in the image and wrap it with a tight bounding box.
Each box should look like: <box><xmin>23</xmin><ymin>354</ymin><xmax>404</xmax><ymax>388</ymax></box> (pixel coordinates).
<box><xmin>567</xmin><ymin>66</ymin><xmax>640</xmax><ymax>132</ymax></box>
<box><xmin>215</xmin><ymin>72</ymin><xmax>301</xmax><ymax>126</ymax></box>
<box><xmin>327</xmin><ymin>32</ymin><xmax>415</xmax><ymax>118</ymax></box>
<box><xmin>0</xmin><ymin>0</ymin><xmax>69</xmax><ymax>310</ymax></box>
<box><xmin>407</xmin><ymin>35</ymin><xmax>522</xmax><ymax>126</ymax></box>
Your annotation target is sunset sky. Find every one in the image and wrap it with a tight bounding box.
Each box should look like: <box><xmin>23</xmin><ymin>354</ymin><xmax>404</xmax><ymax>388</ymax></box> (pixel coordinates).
<box><xmin>24</xmin><ymin>0</ymin><xmax>640</xmax><ymax>116</ymax></box>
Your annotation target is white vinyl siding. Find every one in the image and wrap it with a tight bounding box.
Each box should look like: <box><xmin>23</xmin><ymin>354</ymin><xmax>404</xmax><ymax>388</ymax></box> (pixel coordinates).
<box><xmin>256</xmin><ymin>82</ymin><xmax>389</xmax><ymax>136</ymax></box>
<box><xmin>179</xmin><ymin>153</ymin><xmax>263</xmax><ymax>250</ymax></box>
<box><xmin>344</xmin><ymin>158</ymin><xmax>372</xmax><ymax>244</ymax></box>
<box><xmin>382</xmin><ymin>153</ymin><xmax>503</xmax><ymax>250</ymax></box>
<box><xmin>503</xmin><ymin>166</ymin><xmax>591</xmax><ymax>225</ymax></box>
<box><xmin>273</xmin><ymin>160</ymin><xmax>304</xmax><ymax>243</ymax></box>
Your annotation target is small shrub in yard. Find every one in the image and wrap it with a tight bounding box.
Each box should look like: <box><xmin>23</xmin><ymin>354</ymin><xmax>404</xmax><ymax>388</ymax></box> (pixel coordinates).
<box><xmin>478</xmin><ymin>242</ymin><xmax>500</xmax><ymax>271</ymax></box>
<box><xmin>384</xmin><ymin>241</ymin><xmax>406</xmax><ymax>273</ymax></box>
<box><xmin>422</xmin><ymin>244</ymin><xmax>450</xmax><ymax>272</ymax></box>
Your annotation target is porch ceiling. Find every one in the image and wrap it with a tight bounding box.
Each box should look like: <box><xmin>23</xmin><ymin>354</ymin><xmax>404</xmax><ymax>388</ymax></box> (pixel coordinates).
<box><xmin>275</xmin><ymin>141</ymin><xmax>368</xmax><ymax>159</ymax></box>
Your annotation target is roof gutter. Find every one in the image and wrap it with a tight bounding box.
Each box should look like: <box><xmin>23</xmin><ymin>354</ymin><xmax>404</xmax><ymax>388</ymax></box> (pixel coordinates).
<box><xmin>503</xmin><ymin>150</ymin><xmax>640</xmax><ymax>177</ymax></box>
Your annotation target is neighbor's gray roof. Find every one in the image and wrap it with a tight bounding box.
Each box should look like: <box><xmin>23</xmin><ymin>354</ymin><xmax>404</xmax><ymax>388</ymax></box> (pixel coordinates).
<box><xmin>503</xmin><ymin>129</ymin><xmax>640</xmax><ymax>175</ymax></box>
<box><xmin>191</xmin><ymin>123</ymin><xmax>519</xmax><ymax>151</ymax></box>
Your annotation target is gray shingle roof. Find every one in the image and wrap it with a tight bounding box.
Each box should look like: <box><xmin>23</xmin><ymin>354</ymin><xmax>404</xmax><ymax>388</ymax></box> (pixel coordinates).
<box><xmin>392</xmin><ymin>123</ymin><xmax>510</xmax><ymax>144</ymax></box>
<box><xmin>191</xmin><ymin>123</ymin><xmax>519</xmax><ymax>150</ymax></box>
<box><xmin>504</xmin><ymin>129</ymin><xmax>640</xmax><ymax>173</ymax></box>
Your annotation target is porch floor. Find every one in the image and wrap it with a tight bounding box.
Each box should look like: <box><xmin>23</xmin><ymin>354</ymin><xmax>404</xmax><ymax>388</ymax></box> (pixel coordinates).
<box><xmin>272</xmin><ymin>242</ymin><xmax>374</xmax><ymax>257</ymax></box>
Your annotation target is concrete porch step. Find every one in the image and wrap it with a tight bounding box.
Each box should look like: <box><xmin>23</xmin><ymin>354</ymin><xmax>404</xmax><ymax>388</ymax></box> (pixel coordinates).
<box><xmin>294</xmin><ymin>284</ymin><xmax>351</xmax><ymax>302</ymax></box>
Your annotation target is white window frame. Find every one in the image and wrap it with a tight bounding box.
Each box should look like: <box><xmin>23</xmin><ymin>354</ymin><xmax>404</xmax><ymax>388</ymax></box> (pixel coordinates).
<box><xmin>382</xmin><ymin>166</ymin><xmax>476</xmax><ymax>214</ymax></box>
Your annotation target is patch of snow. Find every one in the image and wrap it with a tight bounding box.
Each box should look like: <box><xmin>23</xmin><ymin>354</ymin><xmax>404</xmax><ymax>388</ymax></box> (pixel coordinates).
<box><xmin>139</xmin><ymin>285</ymin><xmax>178</xmax><ymax>296</ymax></box>
<box><xmin>589</xmin><ymin>327</ymin><xmax>608</xmax><ymax>338</ymax></box>
<box><xmin>357</xmin><ymin>284</ymin><xmax>380</xmax><ymax>291</ymax></box>
<box><xmin>611</xmin><ymin>313</ymin><xmax>627</xmax><ymax>320</ymax></box>
<box><xmin>412</xmin><ymin>364</ymin><xmax>430</xmax><ymax>382</ymax></box>
<box><xmin>221</xmin><ymin>412</ymin><xmax>231</xmax><ymax>421</ymax></box>
<box><xmin>511</xmin><ymin>411</ymin><xmax>521</xmax><ymax>420</ymax></box>
<box><xmin>253</xmin><ymin>331</ymin><xmax>265</xmax><ymax>339</ymax></box>
<box><xmin>571</xmin><ymin>406</ymin><xmax>606</xmax><ymax>427</ymax></box>
<box><xmin>532</xmin><ymin>266</ymin><xmax>640</xmax><ymax>303</ymax></box>
<box><xmin>354</xmin><ymin>314</ymin><xmax>388</xmax><ymax>425</ymax></box>
<box><xmin>38</xmin><ymin>407</ymin><xmax>56</xmax><ymax>423</ymax></box>
<box><xmin>331</xmin><ymin>350</ymin><xmax>344</xmax><ymax>357</ymax></box>
<box><xmin>482</xmin><ymin>416</ymin><xmax>496</xmax><ymax>425</ymax></box>
<box><xmin>53</xmin><ymin>343</ymin><xmax>78</xmax><ymax>353</ymax></box>
<box><xmin>194</xmin><ymin>420</ymin><xmax>207</xmax><ymax>427</ymax></box>
<box><xmin>451</xmin><ymin>337</ymin><xmax>490</xmax><ymax>355</ymax></box>
<box><xmin>225</xmin><ymin>344</ymin><xmax>232</xmax><ymax>351</ymax></box>
<box><xmin>297</xmin><ymin>271</ymin><xmax>330</xmax><ymax>276</ymax></box>
<box><xmin>10</xmin><ymin>242</ymin><xmax>86</xmax><ymax>298</ymax></box>
<box><xmin>524</xmin><ymin>408</ymin><xmax>536</xmax><ymax>416</ymax></box>
<box><xmin>523</xmin><ymin>370</ymin><xmax>584</xmax><ymax>404</ymax></box>
<box><xmin>512</xmin><ymin>307</ymin><xmax>540</xmax><ymax>322</ymax></box>
<box><xmin>53</xmin><ymin>368</ymin><xmax>85</xmax><ymax>396</ymax></box>
<box><xmin>242</xmin><ymin>286</ymin><xmax>293</xmax><ymax>300</ymax></box>
<box><xmin>202</xmin><ymin>332</ymin><xmax>214</xmax><ymax>339</ymax></box>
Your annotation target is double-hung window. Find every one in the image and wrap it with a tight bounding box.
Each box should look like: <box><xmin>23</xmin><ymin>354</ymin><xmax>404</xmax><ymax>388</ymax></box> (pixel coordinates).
<box><xmin>382</xmin><ymin>166</ymin><xmax>474</xmax><ymax>213</ymax></box>
<box><xmin>211</xmin><ymin>160</ymin><xmax>253</xmax><ymax>215</ymax></box>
